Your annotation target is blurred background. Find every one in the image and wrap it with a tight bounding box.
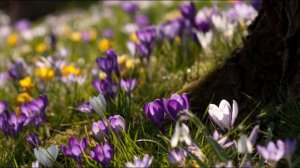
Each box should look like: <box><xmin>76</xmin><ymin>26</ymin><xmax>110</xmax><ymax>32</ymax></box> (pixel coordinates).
<box><xmin>0</xmin><ymin>1</ymin><xmax>98</xmax><ymax>22</ymax></box>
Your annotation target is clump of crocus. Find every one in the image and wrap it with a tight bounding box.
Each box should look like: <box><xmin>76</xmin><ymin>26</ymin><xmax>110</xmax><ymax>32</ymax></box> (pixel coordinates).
<box><xmin>257</xmin><ymin>139</ymin><xmax>297</xmax><ymax>167</ymax></box>
<box><xmin>125</xmin><ymin>154</ymin><xmax>153</xmax><ymax>168</ymax></box>
<box><xmin>26</xmin><ymin>132</ymin><xmax>39</xmax><ymax>147</ymax></box>
<box><xmin>90</xmin><ymin>142</ymin><xmax>114</xmax><ymax>166</ymax></box>
<box><xmin>34</xmin><ymin>145</ymin><xmax>59</xmax><ymax>168</ymax></box>
<box><xmin>144</xmin><ymin>93</ymin><xmax>190</xmax><ymax>131</ymax></box>
<box><xmin>92</xmin><ymin>115</ymin><xmax>126</xmax><ymax>141</ymax></box>
<box><xmin>208</xmin><ymin>99</ymin><xmax>238</xmax><ymax>131</ymax></box>
<box><xmin>61</xmin><ymin>136</ymin><xmax>88</xmax><ymax>163</ymax></box>
<box><xmin>0</xmin><ymin>110</ymin><xmax>26</xmax><ymax>136</ymax></box>
<box><xmin>20</xmin><ymin>95</ymin><xmax>48</xmax><ymax>126</ymax></box>
<box><xmin>90</xmin><ymin>94</ymin><xmax>106</xmax><ymax>117</ymax></box>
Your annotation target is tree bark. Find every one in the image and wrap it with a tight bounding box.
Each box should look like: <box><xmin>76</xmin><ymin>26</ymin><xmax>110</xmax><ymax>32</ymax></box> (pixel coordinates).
<box><xmin>185</xmin><ymin>0</ymin><xmax>300</xmax><ymax>118</ymax></box>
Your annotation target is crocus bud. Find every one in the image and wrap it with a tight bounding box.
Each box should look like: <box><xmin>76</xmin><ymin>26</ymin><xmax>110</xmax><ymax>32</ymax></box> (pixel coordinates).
<box><xmin>26</xmin><ymin>133</ymin><xmax>39</xmax><ymax>147</ymax></box>
<box><xmin>144</xmin><ymin>99</ymin><xmax>165</xmax><ymax>131</ymax></box>
<box><xmin>34</xmin><ymin>145</ymin><xmax>58</xmax><ymax>168</ymax></box>
<box><xmin>90</xmin><ymin>94</ymin><xmax>106</xmax><ymax>117</ymax></box>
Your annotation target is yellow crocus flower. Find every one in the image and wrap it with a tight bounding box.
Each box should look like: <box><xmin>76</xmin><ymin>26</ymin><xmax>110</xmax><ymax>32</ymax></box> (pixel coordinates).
<box><xmin>35</xmin><ymin>43</ymin><xmax>47</xmax><ymax>53</ymax></box>
<box><xmin>61</xmin><ymin>64</ymin><xmax>81</xmax><ymax>76</ymax></box>
<box><xmin>7</xmin><ymin>33</ymin><xmax>19</xmax><ymax>47</ymax></box>
<box><xmin>99</xmin><ymin>72</ymin><xmax>107</xmax><ymax>80</ymax></box>
<box><xmin>118</xmin><ymin>54</ymin><xmax>129</xmax><ymax>65</ymax></box>
<box><xmin>16</xmin><ymin>92</ymin><xmax>33</xmax><ymax>104</ymax></box>
<box><xmin>130</xmin><ymin>33</ymin><xmax>139</xmax><ymax>44</ymax></box>
<box><xmin>125</xmin><ymin>59</ymin><xmax>134</xmax><ymax>69</ymax></box>
<box><xmin>70</xmin><ymin>31</ymin><xmax>81</xmax><ymax>43</ymax></box>
<box><xmin>98</xmin><ymin>38</ymin><xmax>111</xmax><ymax>52</ymax></box>
<box><xmin>19</xmin><ymin>77</ymin><xmax>34</xmax><ymax>90</ymax></box>
<box><xmin>36</xmin><ymin>67</ymin><xmax>55</xmax><ymax>80</ymax></box>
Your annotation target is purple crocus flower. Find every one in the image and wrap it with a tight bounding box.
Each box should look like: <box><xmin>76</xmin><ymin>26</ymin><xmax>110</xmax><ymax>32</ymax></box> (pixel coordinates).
<box><xmin>0</xmin><ymin>101</ymin><xmax>8</xmax><ymax>114</ymax></box>
<box><xmin>136</xmin><ymin>28</ymin><xmax>156</xmax><ymax>60</ymax></box>
<box><xmin>122</xmin><ymin>2</ymin><xmax>138</xmax><ymax>15</ymax></box>
<box><xmin>103</xmin><ymin>29</ymin><xmax>114</xmax><ymax>39</ymax></box>
<box><xmin>163</xmin><ymin>93</ymin><xmax>190</xmax><ymax>121</ymax></box>
<box><xmin>108</xmin><ymin>115</ymin><xmax>125</xmax><ymax>134</ymax></box>
<box><xmin>257</xmin><ymin>140</ymin><xmax>285</xmax><ymax>166</ymax></box>
<box><xmin>251</xmin><ymin>0</ymin><xmax>261</xmax><ymax>10</ymax></box>
<box><xmin>283</xmin><ymin>139</ymin><xmax>297</xmax><ymax>165</ymax></box>
<box><xmin>0</xmin><ymin>111</ymin><xmax>26</xmax><ymax>136</ymax></box>
<box><xmin>144</xmin><ymin>99</ymin><xmax>165</xmax><ymax>132</ymax></box>
<box><xmin>120</xmin><ymin>78</ymin><xmax>137</xmax><ymax>93</ymax></box>
<box><xmin>136</xmin><ymin>28</ymin><xmax>156</xmax><ymax>44</ymax></box>
<box><xmin>90</xmin><ymin>142</ymin><xmax>114</xmax><ymax>166</ymax></box>
<box><xmin>20</xmin><ymin>95</ymin><xmax>48</xmax><ymax>126</ymax></box>
<box><xmin>125</xmin><ymin>154</ymin><xmax>153</xmax><ymax>168</ymax></box>
<box><xmin>179</xmin><ymin>2</ymin><xmax>196</xmax><ymax>26</ymax></box>
<box><xmin>61</xmin><ymin>136</ymin><xmax>88</xmax><ymax>162</ymax></box>
<box><xmin>8</xmin><ymin>61</ymin><xmax>28</xmax><ymax>80</ymax></box>
<box><xmin>92</xmin><ymin>78</ymin><xmax>118</xmax><ymax>98</ymax></box>
<box><xmin>0</xmin><ymin>72</ymin><xmax>9</xmax><ymax>87</ymax></box>
<box><xmin>92</xmin><ymin>120</ymin><xmax>108</xmax><ymax>141</ymax></box>
<box><xmin>135</xmin><ymin>15</ymin><xmax>150</xmax><ymax>28</ymax></box>
<box><xmin>96</xmin><ymin>50</ymin><xmax>120</xmax><ymax>77</ymax></box>
<box><xmin>168</xmin><ymin>149</ymin><xmax>186</xmax><ymax>165</ymax></box>
<box><xmin>81</xmin><ymin>31</ymin><xmax>91</xmax><ymax>42</ymax></box>
<box><xmin>76</xmin><ymin>102</ymin><xmax>92</xmax><ymax>113</ymax></box>
<box><xmin>160</xmin><ymin>18</ymin><xmax>186</xmax><ymax>40</ymax></box>
<box><xmin>212</xmin><ymin>130</ymin><xmax>235</xmax><ymax>148</ymax></box>
<box><xmin>26</xmin><ymin>133</ymin><xmax>39</xmax><ymax>147</ymax></box>
<box><xmin>15</xmin><ymin>19</ymin><xmax>31</xmax><ymax>31</ymax></box>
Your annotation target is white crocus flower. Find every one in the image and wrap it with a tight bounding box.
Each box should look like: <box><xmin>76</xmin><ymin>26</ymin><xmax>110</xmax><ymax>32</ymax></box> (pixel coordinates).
<box><xmin>171</xmin><ymin>121</ymin><xmax>192</xmax><ymax>148</ymax></box>
<box><xmin>34</xmin><ymin>145</ymin><xmax>58</xmax><ymax>168</ymax></box>
<box><xmin>237</xmin><ymin>135</ymin><xmax>253</xmax><ymax>154</ymax></box>
<box><xmin>212</xmin><ymin>14</ymin><xmax>236</xmax><ymax>39</ymax></box>
<box><xmin>208</xmin><ymin>99</ymin><xmax>238</xmax><ymax>130</ymax></box>
<box><xmin>237</xmin><ymin>125</ymin><xmax>260</xmax><ymax>154</ymax></box>
<box><xmin>90</xmin><ymin>94</ymin><xmax>106</xmax><ymax>118</ymax></box>
<box><xmin>196</xmin><ymin>30</ymin><xmax>213</xmax><ymax>52</ymax></box>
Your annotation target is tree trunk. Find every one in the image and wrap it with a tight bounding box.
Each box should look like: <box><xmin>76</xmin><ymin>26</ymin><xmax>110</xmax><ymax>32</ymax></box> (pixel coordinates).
<box><xmin>185</xmin><ymin>0</ymin><xmax>300</xmax><ymax>118</ymax></box>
